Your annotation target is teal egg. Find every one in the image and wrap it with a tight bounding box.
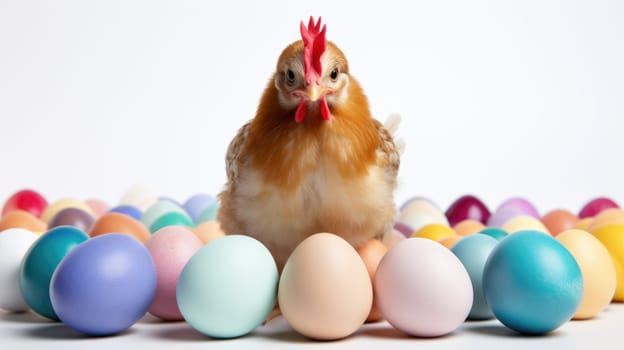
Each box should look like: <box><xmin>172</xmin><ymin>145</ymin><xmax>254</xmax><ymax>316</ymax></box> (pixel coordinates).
<box><xmin>451</xmin><ymin>234</ymin><xmax>499</xmax><ymax>320</ymax></box>
<box><xmin>176</xmin><ymin>235</ymin><xmax>278</xmax><ymax>338</ymax></box>
<box><xmin>149</xmin><ymin>212</ymin><xmax>194</xmax><ymax>233</ymax></box>
<box><xmin>19</xmin><ymin>226</ymin><xmax>89</xmax><ymax>320</ymax></box>
<box><xmin>196</xmin><ymin>201</ymin><xmax>220</xmax><ymax>224</ymax></box>
<box><xmin>479</xmin><ymin>227</ymin><xmax>508</xmax><ymax>241</ymax></box>
<box><xmin>142</xmin><ymin>200</ymin><xmax>188</xmax><ymax>229</ymax></box>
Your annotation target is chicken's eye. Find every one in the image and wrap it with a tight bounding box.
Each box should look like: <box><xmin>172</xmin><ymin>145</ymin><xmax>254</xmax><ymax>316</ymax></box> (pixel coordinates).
<box><xmin>286</xmin><ymin>69</ymin><xmax>296</xmax><ymax>84</ymax></box>
<box><xmin>330</xmin><ymin>68</ymin><xmax>339</xmax><ymax>81</ymax></box>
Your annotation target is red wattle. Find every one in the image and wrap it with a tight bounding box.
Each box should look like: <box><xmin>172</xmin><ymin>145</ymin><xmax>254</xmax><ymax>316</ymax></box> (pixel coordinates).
<box><xmin>320</xmin><ymin>97</ymin><xmax>330</xmax><ymax>121</ymax></box>
<box><xmin>295</xmin><ymin>99</ymin><xmax>307</xmax><ymax>123</ymax></box>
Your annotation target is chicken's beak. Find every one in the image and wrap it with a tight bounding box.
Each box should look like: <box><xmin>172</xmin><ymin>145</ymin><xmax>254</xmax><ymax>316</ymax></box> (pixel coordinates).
<box><xmin>307</xmin><ymin>84</ymin><xmax>321</xmax><ymax>102</ymax></box>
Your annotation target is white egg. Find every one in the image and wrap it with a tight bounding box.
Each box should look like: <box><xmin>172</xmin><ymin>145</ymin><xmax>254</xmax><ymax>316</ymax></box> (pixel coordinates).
<box><xmin>0</xmin><ymin>228</ymin><xmax>38</xmax><ymax>312</ymax></box>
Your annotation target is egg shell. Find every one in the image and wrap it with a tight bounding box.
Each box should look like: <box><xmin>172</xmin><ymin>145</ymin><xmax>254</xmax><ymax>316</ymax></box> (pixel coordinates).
<box><xmin>2</xmin><ymin>189</ymin><xmax>48</xmax><ymax>218</ymax></box>
<box><xmin>479</xmin><ymin>227</ymin><xmax>508</xmax><ymax>241</ymax></box>
<box><xmin>453</xmin><ymin>219</ymin><xmax>486</xmax><ymax>236</ymax></box>
<box><xmin>356</xmin><ymin>239</ymin><xmax>388</xmax><ymax>322</ymax></box>
<box><xmin>591</xmin><ymin>224</ymin><xmax>624</xmax><ymax>301</ymax></box>
<box><xmin>483</xmin><ymin>230</ymin><xmax>582</xmax><ymax>334</ymax></box>
<box><xmin>48</xmin><ymin>207</ymin><xmax>95</xmax><ymax>232</ymax></box>
<box><xmin>89</xmin><ymin>212</ymin><xmax>151</xmax><ymax>243</ymax></box>
<box><xmin>85</xmin><ymin>198</ymin><xmax>110</xmax><ymax>219</ymax></box>
<box><xmin>196</xmin><ymin>201</ymin><xmax>221</xmax><ymax>224</ymax></box>
<box><xmin>41</xmin><ymin>198</ymin><xmax>94</xmax><ymax>224</ymax></box>
<box><xmin>177</xmin><ymin>235</ymin><xmax>278</xmax><ymax>338</ymax></box>
<box><xmin>393</xmin><ymin>221</ymin><xmax>413</xmax><ymax>238</ymax></box>
<box><xmin>451</xmin><ymin>234</ymin><xmax>498</xmax><ymax>320</ymax></box>
<box><xmin>445</xmin><ymin>195</ymin><xmax>491</xmax><ymax>226</ymax></box>
<box><xmin>439</xmin><ymin>234</ymin><xmax>463</xmax><ymax>249</ymax></box>
<box><xmin>501</xmin><ymin>215</ymin><xmax>549</xmax><ymax>234</ymax></box>
<box><xmin>399</xmin><ymin>198</ymin><xmax>448</xmax><ymax>231</ymax></box>
<box><xmin>279</xmin><ymin>233</ymin><xmax>372</xmax><ymax>340</ymax></box>
<box><xmin>149</xmin><ymin>211</ymin><xmax>194</xmax><ymax>233</ymax></box>
<box><xmin>109</xmin><ymin>205</ymin><xmax>143</xmax><ymax>221</ymax></box>
<box><xmin>0</xmin><ymin>228</ymin><xmax>38</xmax><ymax>311</ymax></box>
<box><xmin>0</xmin><ymin>210</ymin><xmax>47</xmax><ymax>233</ymax></box>
<box><xmin>488</xmin><ymin>197</ymin><xmax>539</xmax><ymax>228</ymax></box>
<box><xmin>375</xmin><ymin>238</ymin><xmax>472</xmax><ymax>337</ymax></box>
<box><xmin>586</xmin><ymin>208</ymin><xmax>624</xmax><ymax>232</ymax></box>
<box><xmin>556</xmin><ymin>229</ymin><xmax>616</xmax><ymax>319</ymax></box>
<box><xmin>541</xmin><ymin>209</ymin><xmax>579</xmax><ymax>236</ymax></box>
<box><xmin>146</xmin><ymin>226</ymin><xmax>203</xmax><ymax>320</ymax></box>
<box><xmin>192</xmin><ymin>221</ymin><xmax>225</xmax><ymax>244</ymax></box>
<box><xmin>412</xmin><ymin>223</ymin><xmax>455</xmax><ymax>241</ymax></box>
<box><xmin>384</xmin><ymin>229</ymin><xmax>406</xmax><ymax>249</ymax></box>
<box><xmin>182</xmin><ymin>194</ymin><xmax>215</xmax><ymax>224</ymax></box>
<box><xmin>118</xmin><ymin>184</ymin><xmax>158</xmax><ymax>211</ymax></box>
<box><xmin>574</xmin><ymin>217</ymin><xmax>594</xmax><ymax>231</ymax></box>
<box><xmin>141</xmin><ymin>200</ymin><xmax>187</xmax><ymax>229</ymax></box>
<box><xmin>578</xmin><ymin>197</ymin><xmax>619</xmax><ymax>218</ymax></box>
<box><xmin>19</xmin><ymin>226</ymin><xmax>89</xmax><ymax>319</ymax></box>
<box><xmin>399</xmin><ymin>197</ymin><xmax>441</xmax><ymax>213</ymax></box>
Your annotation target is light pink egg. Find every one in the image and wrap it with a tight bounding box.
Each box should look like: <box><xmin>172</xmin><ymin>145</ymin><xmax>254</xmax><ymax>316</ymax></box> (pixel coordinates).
<box><xmin>146</xmin><ymin>226</ymin><xmax>204</xmax><ymax>320</ymax></box>
<box><xmin>85</xmin><ymin>199</ymin><xmax>110</xmax><ymax>219</ymax></box>
<box><xmin>375</xmin><ymin>238</ymin><xmax>473</xmax><ymax>337</ymax></box>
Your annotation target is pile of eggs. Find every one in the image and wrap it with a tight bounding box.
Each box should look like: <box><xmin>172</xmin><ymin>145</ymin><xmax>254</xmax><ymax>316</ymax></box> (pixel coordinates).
<box><xmin>0</xmin><ymin>187</ymin><xmax>623</xmax><ymax>341</ymax></box>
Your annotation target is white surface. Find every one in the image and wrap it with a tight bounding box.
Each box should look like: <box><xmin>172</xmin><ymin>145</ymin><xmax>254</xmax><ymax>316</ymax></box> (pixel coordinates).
<box><xmin>1</xmin><ymin>0</ymin><xmax>623</xmax><ymax>212</ymax></box>
<box><xmin>1</xmin><ymin>305</ymin><xmax>623</xmax><ymax>349</ymax></box>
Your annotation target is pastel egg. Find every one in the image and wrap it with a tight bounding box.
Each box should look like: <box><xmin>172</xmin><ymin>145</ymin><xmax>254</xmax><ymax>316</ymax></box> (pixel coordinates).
<box><xmin>488</xmin><ymin>197</ymin><xmax>539</xmax><ymax>227</ymax></box>
<box><xmin>399</xmin><ymin>198</ymin><xmax>448</xmax><ymax>231</ymax></box>
<box><xmin>574</xmin><ymin>217</ymin><xmax>594</xmax><ymax>231</ymax></box>
<box><xmin>192</xmin><ymin>221</ymin><xmax>225</xmax><ymax>244</ymax></box>
<box><xmin>118</xmin><ymin>184</ymin><xmax>158</xmax><ymax>211</ymax></box>
<box><xmin>149</xmin><ymin>211</ymin><xmax>194</xmax><ymax>233</ymax></box>
<box><xmin>399</xmin><ymin>196</ymin><xmax>441</xmax><ymax>213</ymax></box>
<box><xmin>393</xmin><ymin>221</ymin><xmax>413</xmax><ymax>238</ymax></box>
<box><xmin>146</xmin><ymin>226</ymin><xmax>203</xmax><ymax>320</ymax></box>
<box><xmin>2</xmin><ymin>189</ymin><xmax>48</xmax><ymax>218</ymax></box>
<box><xmin>501</xmin><ymin>215</ymin><xmax>549</xmax><ymax>234</ymax></box>
<box><xmin>109</xmin><ymin>205</ymin><xmax>143</xmax><ymax>221</ymax></box>
<box><xmin>445</xmin><ymin>194</ymin><xmax>491</xmax><ymax>226</ymax></box>
<box><xmin>196</xmin><ymin>201</ymin><xmax>221</xmax><ymax>224</ymax></box>
<box><xmin>0</xmin><ymin>210</ymin><xmax>47</xmax><ymax>233</ymax></box>
<box><xmin>541</xmin><ymin>209</ymin><xmax>579</xmax><ymax>236</ymax></box>
<box><xmin>50</xmin><ymin>234</ymin><xmax>156</xmax><ymax>335</ymax></box>
<box><xmin>384</xmin><ymin>229</ymin><xmax>406</xmax><ymax>249</ymax></box>
<box><xmin>183</xmin><ymin>193</ymin><xmax>215</xmax><ymax>224</ymax></box>
<box><xmin>578</xmin><ymin>197</ymin><xmax>619</xmax><ymax>218</ymax></box>
<box><xmin>85</xmin><ymin>198</ymin><xmax>110</xmax><ymax>218</ymax></box>
<box><xmin>483</xmin><ymin>230</ymin><xmax>582</xmax><ymax>334</ymax></box>
<box><xmin>375</xmin><ymin>238</ymin><xmax>472</xmax><ymax>337</ymax></box>
<box><xmin>0</xmin><ymin>228</ymin><xmax>38</xmax><ymax>312</ymax></box>
<box><xmin>48</xmin><ymin>207</ymin><xmax>95</xmax><ymax>232</ymax></box>
<box><xmin>479</xmin><ymin>227</ymin><xmax>508</xmax><ymax>241</ymax></box>
<box><xmin>278</xmin><ymin>233</ymin><xmax>372</xmax><ymax>340</ymax></box>
<box><xmin>41</xmin><ymin>198</ymin><xmax>94</xmax><ymax>224</ymax></box>
<box><xmin>453</xmin><ymin>219</ymin><xmax>485</xmax><ymax>236</ymax></box>
<box><xmin>356</xmin><ymin>239</ymin><xmax>388</xmax><ymax>322</ymax></box>
<box><xmin>591</xmin><ymin>224</ymin><xmax>624</xmax><ymax>301</ymax></box>
<box><xmin>412</xmin><ymin>223</ymin><xmax>455</xmax><ymax>241</ymax></box>
<box><xmin>142</xmin><ymin>200</ymin><xmax>188</xmax><ymax>229</ymax></box>
<box><xmin>586</xmin><ymin>208</ymin><xmax>624</xmax><ymax>232</ymax></box>
<box><xmin>178</xmin><ymin>235</ymin><xmax>278</xmax><ymax>338</ymax></box>
<box><xmin>439</xmin><ymin>234</ymin><xmax>463</xmax><ymax>249</ymax></box>
<box><xmin>89</xmin><ymin>212</ymin><xmax>151</xmax><ymax>243</ymax></box>
<box><xmin>556</xmin><ymin>229</ymin><xmax>616</xmax><ymax>319</ymax></box>
<box><xmin>19</xmin><ymin>226</ymin><xmax>89</xmax><ymax>319</ymax></box>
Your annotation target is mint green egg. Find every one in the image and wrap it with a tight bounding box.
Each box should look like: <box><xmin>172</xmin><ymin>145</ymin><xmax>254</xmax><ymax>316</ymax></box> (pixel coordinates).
<box><xmin>142</xmin><ymin>200</ymin><xmax>188</xmax><ymax>229</ymax></box>
<box><xmin>176</xmin><ymin>235</ymin><xmax>278</xmax><ymax>338</ymax></box>
<box><xmin>196</xmin><ymin>201</ymin><xmax>220</xmax><ymax>224</ymax></box>
<box><xmin>149</xmin><ymin>212</ymin><xmax>194</xmax><ymax>233</ymax></box>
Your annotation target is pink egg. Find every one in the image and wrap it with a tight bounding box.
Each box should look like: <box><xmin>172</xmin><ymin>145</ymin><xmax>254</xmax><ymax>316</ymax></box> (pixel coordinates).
<box><xmin>375</xmin><ymin>238</ymin><xmax>472</xmax><ymax>337</ymax></box>
<box><xmin>85</xmin><ymin>199</ymin><xmax>110</xmax><ymax>219</ymax></box>
<box><xmin>145</xmin><ymin>226</ymin><xmax>204</xmax><ymax>321</ymax></box>
<box><xmin>578</xmin><ymin>197</ymin><xmax>619</xmax><ymax>218</ymax></box>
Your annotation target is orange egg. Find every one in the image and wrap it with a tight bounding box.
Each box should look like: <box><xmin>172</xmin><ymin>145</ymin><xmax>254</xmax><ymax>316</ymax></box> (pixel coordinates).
<box><xmin>439</xmin><ymin>234</ymin><xmax>463</xmax><ymax>249</ymax></box>
<box><xmin>88</xmin><ymin>212</ymin><xmax>151</xmax><ymax>243</ymax></box>
<box><xmin>192</xmin><ymin>221</ymin><xmax>225</xmax><ymax>244</ymax></box>
<box><xmin>541</xmin><ymin>209</ymin><xmax>579</xmax><ymax>236</ymax></box>
<box><xmin>412</xmin><ymin>223</ymin><xmax>455</xmax><ymax>241</ymax></box>
<box><xmin>575</xmin><ymin>217</ymin><xmax>593</xmax><ymax>231</ymax></box>
<box><xmin>587</xmin><ymin>209</ymin><xmax>624</xmax><ymax>232</ymax></box>
<box><xmin>452</xmin><ymin>220</ymin><xmax>485</xmax><ymax>236</ymax></box>
<box><xmin>0</xmin><ymin>210</ymin><xmax>47</xmax><ymax>234</ymax></box>
<box><xmin>357</xmin><ymin>239</ymin><xmax>388</xmax><ymax>323</ymax></box>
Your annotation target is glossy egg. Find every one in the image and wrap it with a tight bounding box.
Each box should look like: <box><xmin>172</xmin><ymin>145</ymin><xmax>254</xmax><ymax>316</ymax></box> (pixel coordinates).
<box><xmin>109</xmin><ymin>205</ymin><xmax>143</xmax><ymax>220</ymax></box>
<box><xmin>1</xmin><ymin>189</ymin><xmax>48</xmax><ymax>218</ymax></box>
<box><xmin>48</xmin><ymin>207</ymin><xmax>95</xmax><ymax>232</ymax></box>
<box><xmin>89</xmin><ymin>212</ymin><xmax>151</xmax><ymax>243</ymax></box>
<box><xmin>412</xmin><ymin>223</ymin><xmax>456</xmax><ymax>241</ymax></box>
<box><xmin>141</xmin><ymin>200</ymin><xmax>187</xmax><ymax>229</ymax></box>
<box><xmin>50</xmin><ymin>234</ymin><xmax>156</xmax><ymax>335</ymax></box>
<box><xmin>0</xmin><ymin>210</ymin><xmax>47</xmax><ymax>233</ymax></box>
<box><xmin>375</xmin><ymin>238</ymin><xmax>472</xmax><ymax>337</ymax></box>
<box><xmin>453</xmin><ymin>219</ymin><xmax>485</xmax><ymax>236</ymax></box>
<box><xmin>279</xmin><ymin>233</ymin><xmax>372</xmax><ymax>340</ymax></box>
<box><xmin>479</xmin><ymin>227</ymin><xmax>508</xmax><ymax>241</ymax></box>
<box><xmin>483</xmin><ymin>230</ymin><xmax>582</xmax><ymax>334</ymax></box>
<box><xmin>0</xmin><ymin>228</ymin><xmax>38</xmax><ymax>312</ymax></box>
<box><xmin>556</xmin><ymin>229</ymin><xmax>616</xmax><ymax>319</ymax></box>
<box><xmin>356</xmin><ymin>239</ymin><xmax>388</xmax><ymax>322</ymax></box>
<box><xmin>146</xmin><ymin>226</ymin><xmax>203</xmax><ymax>320</ymax></box>
<box><xmin>445</xmin><ymin>195</ymin><xmax>490</xmax><ymax>226</ymax></box>
<box><xmin>541</xmin><ymin>209</ymin><xmax>578</xmax><ymax>236</ymax></box>
<box><xmin>591</xmin><ymin>224</ymin><xmax>624</xmax><ymax>301</ymax></box>
<box><xmin>579</xmin><ymin>197</ymin><xmax>619</xmax><ymax>218</ymax></box>
<box><xmin>192</xmin><ymin>221</ymin><xmax>225</xmax><ymax>244</ymax></box>
<box><xmin>19</xmin><ymin>226</ymin><xmax>89</xmax><ymax>319</ymax></box>
<box><xmin>501</xmin><ymin>215</ymin><xmax>549</xmax><ymax>234</ymax></box>
<box><xmin>149</xmin><ymin>211</ymin><xmax>194</xmax><ymax>233</ymax></box>
<box><xmin>177</xmin><ymin>235</ymin><xmax>278</xmax><ymax>338</ymax></box>
<box><xmin>41</xmin><ymin>198</ymin><xmax>94</xmax><ymax>224</ymax></box>
<box><xmin>183</xmin><ymin>193</ymin><xmax>215</xmax><ymax>224</ymax></box>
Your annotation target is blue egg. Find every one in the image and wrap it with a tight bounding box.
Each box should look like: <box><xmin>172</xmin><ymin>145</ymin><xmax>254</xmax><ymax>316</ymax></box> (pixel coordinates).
<box><xmin>451</xmin><ymin>234</ymin><xmax>498</xmax><ymax>320</ymax></box>
<box><xmin>109</xmin><ymin>205</ymin><xmax>143</xmax><ymax>220</ymax></box>
<box><xmin>50</xmin><ymin>234</ymin><xmax>156</xmax><ymax>336</ymax></box>
<box><xmin>196</xmin><ymin>201</ymin><xmax>220</xmax><ymax>224</ymax></box>
<box><xmin>177</xmin><ymin>235</ymin><xmax>278</xmax><ymax>338</ymax></box>
<box><xmin>483</xmin><ymin>230</ymin><xmax>583</xmax><ymax>334</ymax></box>
<box><xmin>183</xmin><ymin>193</ymin><xmax>215</xmax><ymax>224</ymax></box>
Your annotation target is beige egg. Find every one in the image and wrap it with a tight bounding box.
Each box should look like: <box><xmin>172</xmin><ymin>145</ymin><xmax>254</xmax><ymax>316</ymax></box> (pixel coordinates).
<box><xmin>192</xmin><ymin>221</ymin><xmax>225</xmax><ymax>244</ymax></box>
<box><xmin>278</xmin><ymin>233</ymin><xmax>372</xmax><ymax>340</ymax></box>
<box><xmin>453</xmin><ymin>220</ymin><xmax>485</xmax><ymax>236</ymax></box>
<box><xmin>383</xmin><ymin>229</ymin><xmax>406</xmax><ymax>249</ymax></box>
<box><xmin>556</xmin><ymin>229</ymin><xmax>616</xmax><ymax>319</ymax></box>
<box><xmin>357</xmin><ymin>239</ymin><xmax>388</xmax><ymax>323</ymax></box>
<box><xmin>502</xmin><ymin>215</ymin><xmax>549</xmax><ymax>234</ymax></box>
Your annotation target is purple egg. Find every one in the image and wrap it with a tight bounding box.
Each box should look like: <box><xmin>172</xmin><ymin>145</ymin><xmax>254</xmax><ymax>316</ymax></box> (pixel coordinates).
<box><xmin>159</xmin><ymin>196</ymin><xmax>181</xmax><ymax>206</ymax></box>
<box><xmin>109</xmin><ymin>205</ymin><xmax>143</xmax><ymax>221</ymax></box>
<box><xmin>183</xmin><ymin>193</ymin><xmax>215</xmax><ymax>224</ymax></box>
<box><xmin>48</xmin><ymin>207</ymin><xmax>95</xmax><ymax>232</ymax></box>
<box><xmin>578</xmin><ymin>197</ymin><xmax>619</xmax><ymax>218</ymax></box>
<box><xmin>394</xmin><ymin>222</ymin><xmax>414</xmax><ymax>237</ymax></box>
<box><xmin>445</xmin><ymin>195</ymin><xmax>491</xmax><ymax>226</ymax></box>
<box><xmin>488</xmin><ymin>198</ymin><xmax>539</xmax><ymax>228</ymax></box>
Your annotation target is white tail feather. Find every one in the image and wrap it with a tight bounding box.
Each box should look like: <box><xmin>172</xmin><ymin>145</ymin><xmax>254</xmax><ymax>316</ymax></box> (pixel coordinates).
<box><xmin>384</xmin><ymin>113</ymin><xmax>406</xmax><ymax>155</ymax></box>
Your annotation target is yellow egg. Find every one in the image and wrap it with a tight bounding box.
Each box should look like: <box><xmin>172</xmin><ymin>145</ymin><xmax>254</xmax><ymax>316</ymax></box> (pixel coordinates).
<box><xmin>452</xmin><ymin>220</ymin><xmax>485</xmax><ymax>236</ymax></box>
<box><xmin>556</xmin><ymin>229</ymin><xmax>616</xmax><ymax>319</ymax></box>
<box><xmin>501</xmin><ymin>215</ymin><xmax>549</xmax><ymax>234</ymax></box>
<box><xmin>41</xmin><ymin>198</ymin><xmax>94</xmax><ymax>224</ymax></box>
<box><xmin>412</xmin><ymin>223</ymin><xmax>455</xmax><ymax>242</ymax></box>
<box><xmin>587</xmin><ymin>209</ymin><xmax>624</xmax><ymax>232</ymax></box>
<box><xmin>574</xmin><ymin>217</ymin><xmax>594</xmax><ymax>231</ymax></box>
<box><xmin>591</xmin><ymin>224</ymin><xmax>624</xmax><ymax>301</ymax></box>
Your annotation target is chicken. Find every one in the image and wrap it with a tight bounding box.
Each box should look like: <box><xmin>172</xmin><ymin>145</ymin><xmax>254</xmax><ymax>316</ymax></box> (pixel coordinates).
<box><xmin>218</xmin><ymin>17</ymin><xmax>400</xmax><ymax>271</ymax></box>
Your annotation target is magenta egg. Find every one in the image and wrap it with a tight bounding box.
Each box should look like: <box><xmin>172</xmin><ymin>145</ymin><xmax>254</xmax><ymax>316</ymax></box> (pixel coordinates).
<box><xmin>578</xmin><ymin>197</ymin><xmax>619</xmax><ymax>218</ymax></box>
<box><xmin>445</xmin><ymin>195</ymin><xmax>490</xmax><ymax>226</ymax></box>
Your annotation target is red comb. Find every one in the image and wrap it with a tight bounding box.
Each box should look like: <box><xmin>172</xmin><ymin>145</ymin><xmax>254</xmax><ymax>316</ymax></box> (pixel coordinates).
<box><xmin>300</xmin><ymin>17</ymin><xmax>327</xmax><ymax>85</ymax></box>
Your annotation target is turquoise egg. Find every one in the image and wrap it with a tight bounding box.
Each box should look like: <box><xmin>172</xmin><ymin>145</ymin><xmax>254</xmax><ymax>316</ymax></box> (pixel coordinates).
<box><xmin>196</xmin><ymin>201</ymin><xmax>220</xmax><ymax>224</ymax></box>
<box><xmin>176</xmin><ymin>235</ymin><xmax>278</xmax><ymax>338</ymax></box>
<box><xmin>479</xmin><ymin>227</ymin><xmax>508</xmax><ymax>241</ymax></box>
<box><xmin>149</xmin><ymin>212</ymin><xmax>194</xmax><ymax>233</ymax></box>
<box><xmin>19</xmin><ymin>226</ymin><xmax>89</xmax><ymax>320</ymax></box>
<box><xmin>483</xmin><ymin>230</ymin><xmax>583</xmax><ymax>334</ymax></box>
<box><xmin>142</xmin><ymin>200</ymin><xmax>188</xmax><ymax>229</ymax></box>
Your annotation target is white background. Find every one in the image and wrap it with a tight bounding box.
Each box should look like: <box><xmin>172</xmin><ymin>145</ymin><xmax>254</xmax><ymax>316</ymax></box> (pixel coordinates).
<box><xmin>1</xmin><ymin>0</ymin><xmax>623</xmax><ymax>213</ymax></box>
